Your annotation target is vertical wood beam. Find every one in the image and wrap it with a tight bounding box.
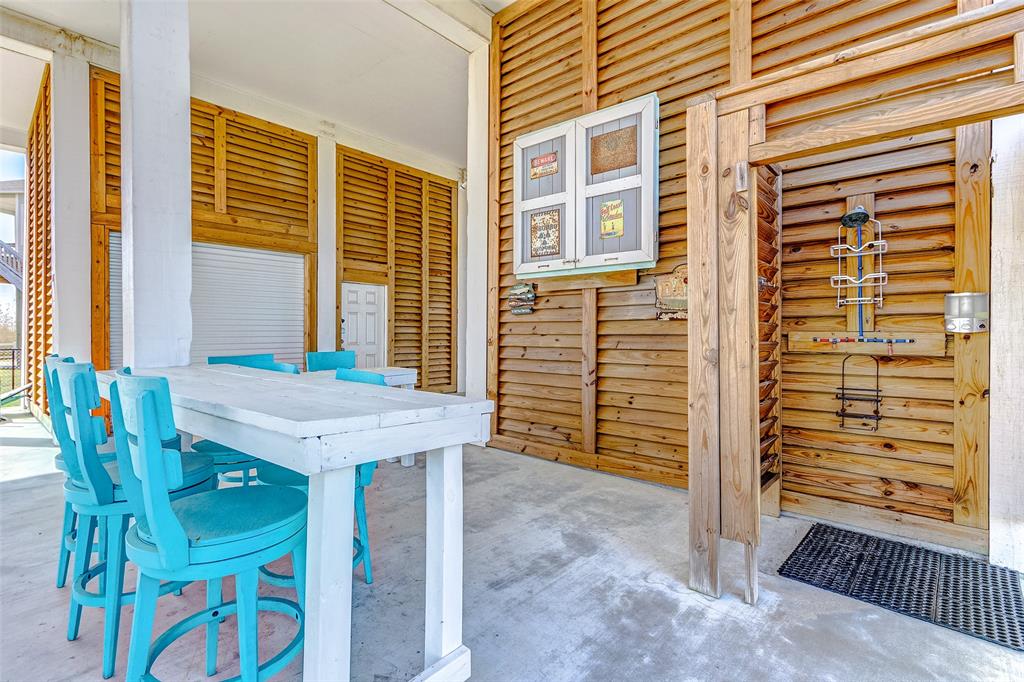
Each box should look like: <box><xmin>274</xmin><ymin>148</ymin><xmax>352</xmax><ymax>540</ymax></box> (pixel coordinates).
<box><xmin>582</xmin><ymin>0</ymin><xmax>598</xmax><ymax>112</ymax></box>
<box><xmin>844</xmin><ymin>193</ymin><xmax>876</xmax><ymax>333</ymax></box>
<box><xmin>213</xmin><ymin>115</ymin><xmax>227</xmax><ymax>213</ymax></box>
<box><xmin>387</xmin><ymin>167</ymin><xmax>397</xmax><ymax>365</ymax></box>
<box><xmin>336</xmin><ymin>149</ymin><xmax>346</xmax><ymax>350</ymax></box>
<box><xmin>90</xmin><ymin>78</ymin><xmax>106</xmax><ymax>214</ymax></box>
<box><xmin>990</xmin><ymin>108</ymin><xmax>1024</xmax><ymax>570</ymax></box>
<box><xmin>1015</xmin><ymin>32</ymin><xmax>1023</xmax><ymax>82</ymax></box>
<box><xmin>953</xmin><ymin>122</ymin><xmax>991</xmax><ymax>529</ymax></box>
<box><xmin>486</xmin><ymin>22</ymin><xmax>502</xmax><ymax>437</ymax></box>
<box><xmin>316</xmin><ymin>133</ymin><xmax>337</xmax><ymax>352</ymax></box>
<box><xmin>450</xmin><ymin>182</ymin><xmax>460</xmax><ymax>390</ymax></box>
<box><xmin>718</xmin><ymin>110</ymin><xmax>760</xmax><ymax>565</ymax></box>
<box><xmin>421</xmin><ymin>176</ymin><xmax>432</xmax><ymax>389</ymax></box>
<box><xmin>686</xmin><ymin>99</ymin><xmax>720</xmax><ymax>598</ymax></box>
<box><xmin>581</xmin><ymin>288</ymin><xmax>597</xmax><ymax>453</ymax></box>
<box><xmin>729</xmin><ymin>0</ymin><xmax>752</xmax><ymax>85</ymax></box>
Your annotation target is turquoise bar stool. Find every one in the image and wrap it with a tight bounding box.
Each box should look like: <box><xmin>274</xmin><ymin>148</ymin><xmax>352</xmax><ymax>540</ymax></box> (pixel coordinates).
<box><xmin>112</xmin><ymin>369</ymin><xmax>308</xmax><ymax>682</ymax></box>
<box><xmin>207</xmin><ymin>353</ymin><xmax>300</xmax><ymax>375</ymax></box>
<box><xmin>52</xmin><ymin>359</ymin><xmax>217</xmax><ymax>679</ymax></box>
<box><xmin>255</xmin><ymin>367</ymin><xmax>386</xmax><ymax>587</ymax></box>
<box><xmin>305</xmin><ymin>350</ymin><xmax>356</xmax><ymax>372</ymax></box>
<box><xmin>45</xmin><ymin>355</ymin><xmax>111</xmax><ymax>589</ymax></box>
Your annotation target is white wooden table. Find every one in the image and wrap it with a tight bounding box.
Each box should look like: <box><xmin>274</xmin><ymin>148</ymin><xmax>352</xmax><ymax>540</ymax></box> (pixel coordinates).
<box><xmin>312</xmin><ymin>366</ymin><xmax>419</xmax><ymax>466</ymax></box>
<box><xmin>97</xmin><ymin>363</ymin><xmax>492</xmax><ymax>682</ymax></box>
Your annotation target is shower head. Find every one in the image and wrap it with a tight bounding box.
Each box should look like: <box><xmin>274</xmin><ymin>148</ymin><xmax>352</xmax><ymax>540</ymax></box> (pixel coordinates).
<box><xmin>840</xmin><ymin>205</ymin><xmax>871</xmax><ymax>228</ymax></box>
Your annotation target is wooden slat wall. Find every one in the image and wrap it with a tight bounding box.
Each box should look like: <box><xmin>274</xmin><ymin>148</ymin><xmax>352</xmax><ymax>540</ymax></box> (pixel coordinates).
<box><xmin>751</xmin><ymin>0</ymin><xmax>959</xmax><ymax>78</ymax></box>
<box><xmin>335</xmin><ymin>145</ymin><xmax>458</xmax><ymax>393</ymax></box>
<box><xmin>89</xmin><ymin>67</ymin><xmax>319</xmax><ymax>371</ymax></box>
<box><xmin>757</xmin><ymin>165</ymin><xmax>782</xmax><ymax>490</ymax></box>
<box><xmin>25</xmin><ymin>65</ymin><xmax>53</xmax><ymax>413</ymax></box>
<box><xmin>489</xmin><ymin>0</ymin><xmax>730</xmax><ymax>487</ymax></box>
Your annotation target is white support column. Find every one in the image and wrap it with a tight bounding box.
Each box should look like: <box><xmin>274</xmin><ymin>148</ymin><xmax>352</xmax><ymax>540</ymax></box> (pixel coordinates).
<box><xmin>424</xmin><ymin>444</ymin><xmax>465</xmax><ymax>668</ymax></box>
<box><xmin>50</xmin><ymin>52</ymin><xmax>91</xmax><ymax>361</ymax></box>
<box><xmin>120</xmin><ymin>0</ymin><xmax>193</xmax><ymax>368</ymax></box>
<box><xmin>464</xmin><ymin>44</ymin><xmax>489</xmax><ymax>401</ymax></box>
<box><xmin>990</xmin><ymin>112</ymin><xmax>1024</xmax><ymax>572</ymax></box>
<box><xmin>316</xmin><ymin>131</ymin><xmax>338</xmax><ymax>350</ymax></box>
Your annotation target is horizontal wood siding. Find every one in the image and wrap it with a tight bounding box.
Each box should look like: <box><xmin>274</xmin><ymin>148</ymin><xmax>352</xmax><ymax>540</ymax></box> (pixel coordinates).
<box><xmin>336</xmin><ymin>146</ymin><xmax>458</xmax><ymax>393</ymax></box>
<box><xmin>88</xmin><ymin>67</ymin><xmax>318</xmax><ymax>372</ymax></box>
<box><xmin>490</xmin><ymin>0</ymin><xmax>730</xmax><ymax>487</ymax></box>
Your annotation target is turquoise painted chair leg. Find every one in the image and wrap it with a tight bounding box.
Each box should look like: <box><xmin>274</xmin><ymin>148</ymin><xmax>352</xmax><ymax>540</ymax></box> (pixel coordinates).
<box><xmin>97</xmin><ymin>517</ymin><xmax>108</xmax><ymax>596</ymax></box>
<box><xmin>234</xmin><ymin>569</ymin><xmax>260</xmax><ymax>682</ymax></box>
<box><xmin>205</xmin><ymin>578</ymin><xmax>222</xmax><ymax>676</ymax></box>
<box><xmin>68</xmin><ymin>513</ymin><xmax>97</xmax><ymax>641</ymax></box>
<box><xmin>292</xmin><ymin>539</ymin><xmax>306</xmax><ymax>606</ymax></box>
<box><xmin>56</xmin><ymin>502</ymin><xmax>75</xmax><ymax>588</ymax></box>
<box><xmin>355</xmin><ymin>486</ymin><xmax>372</xmax><ymax>584</ymax></box>
<box><xmin>126</xmin><ymin>573</ymin><xmax>161</xmax><ymax>682</ymax></box>
<box><xmin>102</xmin><ymin>515</ymin><xmax>129</xmax><ymax>679</ymax></box>
<box><xmin>242</xmin><ymin>468</ymin><xmax>251</xmax><ymax>486</ymax></box>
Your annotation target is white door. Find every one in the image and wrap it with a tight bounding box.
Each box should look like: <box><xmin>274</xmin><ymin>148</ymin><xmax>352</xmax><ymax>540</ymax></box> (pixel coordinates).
<box><xmin>341</xmin><ymin>283</ymin><xmax>387</xmax><ymax>368</ymax></box>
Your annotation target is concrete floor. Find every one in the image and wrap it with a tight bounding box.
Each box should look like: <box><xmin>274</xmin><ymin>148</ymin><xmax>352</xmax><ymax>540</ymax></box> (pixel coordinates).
<box><xmin>1</xmin><ymin>410</ymin><xmax>1021</xmax><ymax>682</ymax></box>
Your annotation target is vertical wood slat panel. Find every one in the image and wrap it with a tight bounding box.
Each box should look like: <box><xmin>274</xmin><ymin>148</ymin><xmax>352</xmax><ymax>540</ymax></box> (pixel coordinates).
<box><xmin>26</xmin><ymin>65</ymin><xmax>53</xmax><ymax>413</ymax></box>
<box><xmin>336</xmin><ymin>145</ymin><xmax>458</xmax><ymax>392</ymax></box>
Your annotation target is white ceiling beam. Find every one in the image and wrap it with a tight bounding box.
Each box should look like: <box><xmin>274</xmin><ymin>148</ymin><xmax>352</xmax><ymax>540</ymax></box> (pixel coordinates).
<box><xmin>382</xmin><ymin>0</ymin><xmax>491</xmax><ymax>52</ymax></box>
<box><xmin>0</xmin><ymin>7</ymin><xmax>117</xmax><ymax>69</ymax></box>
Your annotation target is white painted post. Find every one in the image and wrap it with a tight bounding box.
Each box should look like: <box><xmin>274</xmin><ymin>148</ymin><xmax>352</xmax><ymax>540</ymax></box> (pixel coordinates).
<box><xmin>424</xmin><ymin>444</ymin><xmax>464</xmax><ymax>667</ymax></box>
<box><xmin>990</xmin><ymin>112</ymin><xmax>1024</xmax><ymax>572</ymax></box>
<box><xmin>304</xmin><ymin>466</ymin><xmax>356</xmax><ymax>681</ymax></box>
<box><xmin>464</xmin><ymin>44</ymin><xmax>489</xmax><ymax>402</ymax></box>
<box><xmin>50</xmin><ymin>52</ymin><xmax>92</xmax><ymax>361</ymax></box>
<box><xmin>120</xmin><ymin>0</ymin><xmax>193</xmax><ymax>369</ymax></box>
<box><xmin>316</xmin><ymin>130</ymin><xmax>337</xmax><ymax>351</ymax></box>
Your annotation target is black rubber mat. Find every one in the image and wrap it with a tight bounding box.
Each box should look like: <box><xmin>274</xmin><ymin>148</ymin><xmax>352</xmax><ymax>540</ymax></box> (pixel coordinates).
<box><xmin>778</xmin><ymin>524</ymin><xmax>1024</xmax><ymax>651</ymax></box>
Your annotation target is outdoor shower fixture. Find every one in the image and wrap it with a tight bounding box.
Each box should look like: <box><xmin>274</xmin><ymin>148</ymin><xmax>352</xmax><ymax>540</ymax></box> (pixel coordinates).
<box><xmin>830</xmin><ymin>205</ymin><xmax>888</xmax><ymax>335</ymax></box>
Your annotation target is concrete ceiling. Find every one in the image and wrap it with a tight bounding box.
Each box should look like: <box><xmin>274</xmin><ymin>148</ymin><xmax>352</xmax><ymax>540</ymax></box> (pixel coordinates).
<box><xmin>0</xmin><ymin>48</ymin><xmax>46</xmax><ymax>149</ymax></box>
<box><xmin>4</xmin><ymin>0</ymin><xmax>474</xmax><ymax>166</ymax></box>
<box><xmin>475</xmin><ymin>0</ymin><xmax>514</xmax><ymax>13</ymax></box>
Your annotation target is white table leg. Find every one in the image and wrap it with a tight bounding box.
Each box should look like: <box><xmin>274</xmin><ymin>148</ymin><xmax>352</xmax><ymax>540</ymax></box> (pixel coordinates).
<box><xmin>401</xmin><ymin>383</ymin><xmax>418</xmax><ymax>467</ymax></box>
<box><xmin>424</xmin><ymin>445</ymin><xmax>465</xmax><ymax>669</ymax></box>
<box><xmin>304</xmin><ymin>466</ymin><xmax>356</xmax><ymax>681</ymax></box>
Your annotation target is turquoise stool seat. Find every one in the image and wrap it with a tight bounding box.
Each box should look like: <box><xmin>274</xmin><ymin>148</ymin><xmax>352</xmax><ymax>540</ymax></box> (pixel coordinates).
<box><xmin>49</xmin><ymin>358</ymin><xmax>217</xmax><ymax>679</ymax></box>
<box><xmin>112</xmin><ymin>368</ymin><xmax>307</xmax><ymax>682</ymax></box>
<box><xmin>305</xmin><ymin>350</ymin><xmax>356</xmax><ymax>372</ymax></box>
<box><xmin>256</xmin><ymin>460</ymin><xmax>376</xmax><ymax>585</ymax></box>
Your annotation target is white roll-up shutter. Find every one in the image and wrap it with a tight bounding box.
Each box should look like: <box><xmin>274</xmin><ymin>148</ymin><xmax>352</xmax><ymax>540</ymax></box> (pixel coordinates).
<box><xmin>106</xmin><ymin>238</ymin><xmax>305</xmax><ymax>367</ymax></box>
<box><xmin>109</xmin><ymin>231</ymin><xmax>123</xmax><ymax>368</ymax></box>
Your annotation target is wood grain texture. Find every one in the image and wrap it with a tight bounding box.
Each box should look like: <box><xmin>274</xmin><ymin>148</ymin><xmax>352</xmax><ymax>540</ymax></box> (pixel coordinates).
<box><xmin>686</xmin><ymin>99</ymin><xmax>720</xmax><ymax>597</ymax></box>
<box><xmin>581</xmin><ymin>287</ymin><xmax>597</xmax><ymax>453</ymax></box>
<box><xmin>730</xmin><ymin>0</ymin><xmax>752</xmax><ymax>84</ymax></box>
<box><xmin>717</xmin><ymin>109</ymin><xmax>760</xmax><ymax>546</ymax></box>
<box><xmin>952</xmin><ymin>122</ymin><xmax>991</xmax><ymax>529</ymax></box>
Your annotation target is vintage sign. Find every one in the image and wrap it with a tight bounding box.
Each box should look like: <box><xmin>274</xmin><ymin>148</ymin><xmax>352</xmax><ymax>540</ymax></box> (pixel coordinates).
<box><xmin>530</xmin><ymin>209</ymin><xmax>560</xmax><ymax>258</ymax></box>
<box><xmin>600</xmin><ymin>199</ymin><xmax>624</xmax><ymax>239</ymax></box>
<box><xmin>655</xmin><ymin>264</ymin><xmax>688</xmax><ymax>320</ymax></box>
<box><xmin>530</xmin><ymin>151</ymin><xmax>558</xmax><ymax>180</ymax></box>
<box><xmin>590</xmin><ymin>125</ymin><xmax>637</xmax><ymax>176</ymax></box>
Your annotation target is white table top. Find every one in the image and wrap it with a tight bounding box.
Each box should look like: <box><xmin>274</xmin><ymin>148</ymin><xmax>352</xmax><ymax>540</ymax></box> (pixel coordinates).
<box><xmin>95</xmin><ymin>364</ymin><xmax>491</xmax><ymax>440</ymax></box>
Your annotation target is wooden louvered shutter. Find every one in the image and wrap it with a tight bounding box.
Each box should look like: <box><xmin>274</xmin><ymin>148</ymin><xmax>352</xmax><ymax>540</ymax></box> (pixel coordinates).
<box><xmin>425</xmin><ymin>180</ymin><xmax>456</xmax><ymax>392</ymax></box>
<box><xmin>338</xmin><ymin>151</ymin><xmax>389</xmax><ymax>286</ymax></box>
<box><xmin>392</xmin><ymin>169</ymin><xmax>425</xmax><ymax>384</ymax></box>
<box><xmin>26</xmin><ymin>65</ymin><xmax>53</xmax><ymax>413</ymax></box>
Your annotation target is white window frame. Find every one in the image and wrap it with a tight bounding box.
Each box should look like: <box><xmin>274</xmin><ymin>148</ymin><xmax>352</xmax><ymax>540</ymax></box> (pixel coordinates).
<box><xmin>574</xmin><ymin>94</ymin><xmax>659</xmax><ymax>271</ymax></box>
<box><xmin>512</xmin><ymin>120</ymin><xmax>576</xmax><ymax>276</ymax></box>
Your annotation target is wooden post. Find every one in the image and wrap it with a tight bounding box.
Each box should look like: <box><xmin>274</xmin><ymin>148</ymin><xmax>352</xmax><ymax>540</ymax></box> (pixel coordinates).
<box><xmin>953</xmin><ymin>122</ymin><xmax>991</xmax><ymax>529</ymax></box>
<box><xmin>580</xmin><ymin>0</ymin><xmax>599</xmax><ymax>454</ymax></box>
<box><xmin>425</xmin><ymin>445</ymin><xmax>465</xmax><ymax>666</ymax></box>
<box><xmin>486</xmin><ymin>24</ymin><xmax>502</xmax><ymax>438</ymax></box>
<box><xmin>686</xmin><ymin>99</ymin><xmax>721</xmax><ymax>598</ymax></box>
<box><xmin>729</xmin><ymin>0</ymin><xmax>752</xmax><ymax>85</ymax></box>
<box><xmin>844</xmin><ymin>193</ymin><xmax>876</xmax><ymax>333</ymax></box>
<box><xmin>717</xmin><ymin>109</ymin><xmax>760</xmax><ymax>604</ymax></box>
<box><xmin>316</xmin><ymin>133</ymin><xmax>337</xmax><ymax>351</ymax></box>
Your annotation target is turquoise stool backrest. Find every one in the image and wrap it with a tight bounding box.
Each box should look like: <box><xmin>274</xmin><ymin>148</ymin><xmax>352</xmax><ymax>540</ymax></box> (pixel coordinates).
<box><xmin>52</xmin><ymin>360</ymin><xmax>115</xmax><ymax>506</ymax></box>
<box><xmin>335</xmin><ymin>368</ymin><xmax>387</xmax><ymax>386</ymax></box>
<box><xmin>208</xmin><ymin>353</ymin><xmax>300</xmax><ymax>375</ymax></box>
<box><xmin>111</xmin><ymin>369</ymin><xmax>189</xmax><ymax>570</ymax></box>
<box><xmin>306</xmin><ymin>350</ymin><xmax>356</xmax><ymax>372</ymax></box>
<box><xmin>44</xmin><ymin>354</ymin><xmax>81</xmax><ymax>480</ymax></box>
<box><xmin>208</xmin><ymin>353</ymin><xmax>274</xmax><ymax>368</ymax></box>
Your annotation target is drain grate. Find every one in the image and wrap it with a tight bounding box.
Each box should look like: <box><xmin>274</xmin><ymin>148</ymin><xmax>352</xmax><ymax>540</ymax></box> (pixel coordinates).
<box><xmin>778</xmin><ymin>524</ymin><xmax>1024</xmax><ymax>651</ymax></box>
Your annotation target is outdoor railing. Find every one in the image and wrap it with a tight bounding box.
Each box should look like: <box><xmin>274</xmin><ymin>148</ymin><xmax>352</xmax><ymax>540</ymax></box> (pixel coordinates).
<box><xmin>0</xmin><ymin>347</ymin><xmax>22</xmax><ymax>396</ymax></box>
<box><xmin>0</xmin><ymin>241</ymin><xmax>22</xmax><ymax>290</ymax></box>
